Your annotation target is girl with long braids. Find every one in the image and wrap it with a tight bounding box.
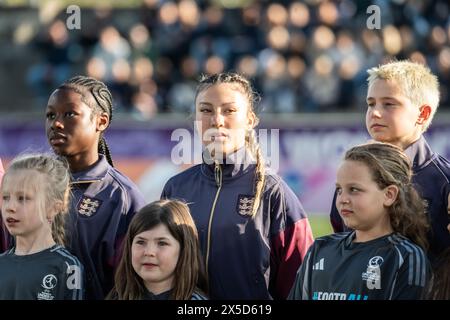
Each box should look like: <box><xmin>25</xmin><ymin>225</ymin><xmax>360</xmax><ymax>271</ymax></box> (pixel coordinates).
<box><xmin>289</xmin><ymin>142</ymin><xmax>431</xmax><ymax>300</ymax></box>
<box><xmin>162</xmin><ymin>72</ymin><xmax>314</xmax><ymax>299</ymax></box>
<box><xmin>45</xmin><ymin>76</ymin><xmax>145</xmax><ymax>299</ymax></box>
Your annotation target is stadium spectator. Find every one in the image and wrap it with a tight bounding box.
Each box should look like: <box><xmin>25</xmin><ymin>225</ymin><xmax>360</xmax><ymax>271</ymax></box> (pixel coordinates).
<box><xmin>2</xmin><ymin>0</ymin><xmax>445</xmax><ymax>113</ymax></box>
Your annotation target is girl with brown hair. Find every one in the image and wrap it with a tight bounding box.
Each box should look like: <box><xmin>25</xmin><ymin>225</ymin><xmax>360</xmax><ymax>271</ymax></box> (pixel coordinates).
<box><xmin>108</xmin><ymin>199</ymin><xmax>207</xmax><ymax>300</ymax></box>
<box><xmin>290</xmin><ymin>142</ymin><xmax>430</xmax><ymax>300</ymax></box>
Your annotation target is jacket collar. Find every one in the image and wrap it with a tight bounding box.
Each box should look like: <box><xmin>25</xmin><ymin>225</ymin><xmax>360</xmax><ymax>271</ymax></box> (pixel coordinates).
<box><xmin>403</xmin><ymin>136</ymin><xmax>436</xmax><ymax>171</ymax></box>
<box><xmin>71</xmin><ymin>154</ymin><xmax>109</xmax><ymax>183</ymax></box>
<box><xmin>143</xmin><ymin>289</ymin><xmax>172</xmax><ymax>300</ymax></box>
<box><xmin>201</xmin><ymin>147</ymin><xmax>256</xmax><ymax>181</ymax></box>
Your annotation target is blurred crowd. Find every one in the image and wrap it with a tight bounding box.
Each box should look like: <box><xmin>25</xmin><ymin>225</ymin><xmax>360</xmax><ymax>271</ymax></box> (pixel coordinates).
<box><xmin>20</xmin><ymin>0</ymin><xmax>450</xmax><ymax>118</ymax></box>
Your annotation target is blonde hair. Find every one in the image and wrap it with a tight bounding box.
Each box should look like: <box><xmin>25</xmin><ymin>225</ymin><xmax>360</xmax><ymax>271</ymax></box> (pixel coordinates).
<box><xmin>1</xmin><ymin>154</ymin><xmax>71</xmax><ymax>245</ymax></box>
<box><xmin>367</xmin><ymin>60</ymin><xmax>440</xmax><ymax>131</ymax></box>
<box><xmin>195</xmin><ymin>72</ymin><xmax>264</xmax><ymax>218</ymax></box>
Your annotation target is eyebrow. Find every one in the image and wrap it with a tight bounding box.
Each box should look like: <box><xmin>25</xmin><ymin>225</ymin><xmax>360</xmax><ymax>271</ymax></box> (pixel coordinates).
<box><xmin>198</xmin><ymin>102</ymin><xmax>237</xmax><ymax>107</ymax></box>
<box><xmin>366</xmin><ymin>96</ymin><xmax>399</xmax><ymax>101</ymax></box>
<box><xmin>337</xmin><ymin>182</ymin><xmax>363</xmax><ymax>187</ymax></box>
<box><xmin>2</xmin><ymin>190</ymin><xmax>32</xmax><ymax>196</ymax></box>
<box><xmin>46</xmin><ymin>103</ymin><xmax>80</xmax><ymax>109</ymax></box>
<box><xmin>135</xmin><ymin>236</ymin><xmax>170</xmax><ymax>241</ymax></box>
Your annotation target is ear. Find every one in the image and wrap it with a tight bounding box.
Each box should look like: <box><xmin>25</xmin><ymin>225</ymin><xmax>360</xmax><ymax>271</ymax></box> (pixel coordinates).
<box><xmin>47</xmin><ymin>200</ymin><xmax>64</xmax><ymax>222</ymax></box>
<box><xmin>383</xmin><ymin>185</ymin><xmax>399</xmax><ymax>207</ymax></box>
<box><xmin>96</xmin><ymin>112</ymin><xmax>109</xmax><ymax>132</ymax></box>
<box><xmin>416</xmin><ymin>105</ymin><xmax>431</xmax><ymax>125</ymax></box>
<box><xmin>447</xmin><ymin>193</ymin><xmax>450</xmax><ymax>214</ymax></box>
<box><xmin>247</xmin><ymin>111</ymin><xmax>256</xmax><ymax>129</ymax></box>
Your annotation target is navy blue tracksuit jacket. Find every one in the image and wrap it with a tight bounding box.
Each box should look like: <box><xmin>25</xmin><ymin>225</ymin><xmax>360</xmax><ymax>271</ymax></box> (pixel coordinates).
<box><xmin>68</xmin><ymin>155</ymin><xmax>146</xmax><ymax>300</ymax></box>
<box><xmin>162</xmin><ymin>149</ymin><xmax>314</xmax><ymax>300</ymax></box>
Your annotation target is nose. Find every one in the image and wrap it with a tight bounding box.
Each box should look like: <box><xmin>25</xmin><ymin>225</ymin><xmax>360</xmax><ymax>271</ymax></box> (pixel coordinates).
<box><xmin>143</xmin><ymin>244</ymin><xmax>156</xmax><ymax>257</ymax></box>
<box><xmin>210</xmin><ymin>112</ymin><xmax>224</xmax><ymax>128</ymax></box>
<box><xmin>369</xmin><ymin>104</ymin><xmax>382</xmax><ymax>119</ymax></box>
<box><xmin>337</xmin><ymin>193</ymin><xmax>350</xmax><ymax>205</ymax></box>
<box><xmin>50</xmin><ymin>115</ymin><xmax>64</xmax><ymax>130</ymax></box>
<box><xmin>3</xmin><ymin>200</ymin><xmax>15</xmax><ymax>214</ymax></box>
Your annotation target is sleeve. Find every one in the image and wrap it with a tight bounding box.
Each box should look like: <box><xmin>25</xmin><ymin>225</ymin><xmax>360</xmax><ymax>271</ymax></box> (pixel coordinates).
<box><xmin>111</xmin><ymin>187</ymin><xmax>146</xmax><ymax>269</ymax></box>
<box><xmin>160</xmin><ymin>178</ymin><xmax>172</xmax><ymax>199</ymax></box>
<box><xmin>390</xmin><ymin>248</ymin><xmax>431</xmax><ymax>300</ymax></box>
<box><xmin>446</xmin><ymin>185</ymin><xmax>450</xmax><ymax>232</ymax></box>
<box><xmin>288</xmin><ymin>246</ymin><xmax>314</xmax><ymax>300</ymax></box>
<box><xmin>269</xmin><ymin>180</ymin><xmax>314</xmax><ymax>300</ymax></box>
<box><xmin>330</xmin><ymin>190</ymin><xmax>344</xmax><ymax>233</ymax></box>
<box><xmin>64</xmin><ymin>258</ymin><xmax>85</xmax><ymax>300</ymax></box>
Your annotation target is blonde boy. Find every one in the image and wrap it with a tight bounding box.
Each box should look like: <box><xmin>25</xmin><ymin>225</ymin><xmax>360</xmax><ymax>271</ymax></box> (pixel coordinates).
<box><xmin>330</xmin><ymin>60</ymin><xmax>450</xmax><ymax>263</ymax></box>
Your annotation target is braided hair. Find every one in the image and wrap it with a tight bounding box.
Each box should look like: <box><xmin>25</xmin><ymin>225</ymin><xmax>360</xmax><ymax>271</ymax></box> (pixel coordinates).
<box><xmin>195</xmin><ymin>73</ymin><xmax>264</xmax><ymax>218</ymax></box>
<box><xmin>59</xmin><ymin>76</ymin><xmax>114</xmax><ymax>166</ymax></box>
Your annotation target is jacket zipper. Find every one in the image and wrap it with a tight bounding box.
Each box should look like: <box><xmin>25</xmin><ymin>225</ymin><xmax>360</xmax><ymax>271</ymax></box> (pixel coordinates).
<box><xmin>205</xmin><ymin>161</ymin><xmax>222</xmax><ymax>275</ymax></box>
<box><xmin>70</xmin><ymin>180</ymin><xmax>101</xmax><ymax>185</ymax></box>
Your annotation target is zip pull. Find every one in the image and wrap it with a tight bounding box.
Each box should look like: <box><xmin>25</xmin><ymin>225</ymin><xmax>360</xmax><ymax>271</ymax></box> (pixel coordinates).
<box><xmin>214</xmin><ymin>161</ymin><xmax>222</xmax><ymax>188</ymax></box>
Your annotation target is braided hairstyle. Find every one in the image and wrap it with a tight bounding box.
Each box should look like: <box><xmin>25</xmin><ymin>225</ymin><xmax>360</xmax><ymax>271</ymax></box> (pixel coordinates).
<box><xmin>344</xmin><ymin>142</ymin><xmax>429</xmax><ymax>250</ymax></box>
<box><xmin>195</xmin><ymin>73</ymin><xmax>264</xmax><ymax>218</ymax></box>
<box><xmin>1</xmin><ymin>153</ymin><xmax>71</xmax><ymax>246</ymax></box>
<box><xmin>59</xmin><ymin>76</ymin><xmax>114</xmax><ymax>166</ymax></box>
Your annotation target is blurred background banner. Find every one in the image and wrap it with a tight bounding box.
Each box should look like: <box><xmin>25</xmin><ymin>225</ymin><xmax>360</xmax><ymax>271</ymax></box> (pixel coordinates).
<box><xmin>2</xmin><ymin>114</ymin><xmax>450</xmax><ymax>216</ymax></box>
